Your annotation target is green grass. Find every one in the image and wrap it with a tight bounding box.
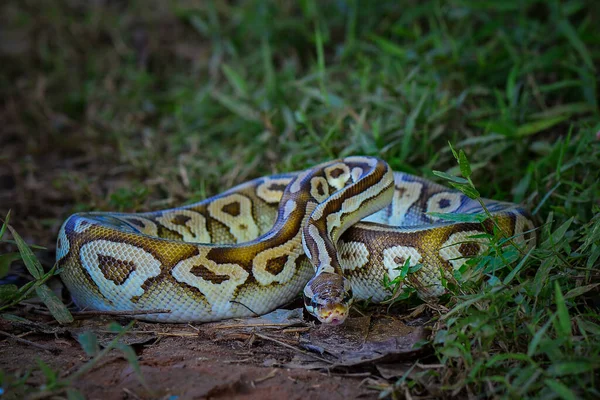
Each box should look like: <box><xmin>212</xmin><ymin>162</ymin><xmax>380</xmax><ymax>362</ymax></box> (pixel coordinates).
<box><xmin>1</xmin><ymin>0</ymin><xmax>599</xmax><ymax>398</ymax></box>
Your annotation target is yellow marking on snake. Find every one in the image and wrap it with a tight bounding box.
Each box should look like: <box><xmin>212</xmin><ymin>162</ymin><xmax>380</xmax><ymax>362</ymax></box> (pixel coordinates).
<box><xmin>79</xmin><ymin>240</ymin><xmax>162</xmax><ymax>309</ymax></box>
<box><xmin>156</xmin><ymin>210</ymin><xmax>211</xmax><ymax>243</ymax></box>
<box><xmin>171</xmin><ymin>250</ymin><xmax>249</xmax><ymax>315</ymax></box>
<box><xmin>207</xmin><ymin>193</ymin><xmax>258</xmax><ymax>242</ymax></box>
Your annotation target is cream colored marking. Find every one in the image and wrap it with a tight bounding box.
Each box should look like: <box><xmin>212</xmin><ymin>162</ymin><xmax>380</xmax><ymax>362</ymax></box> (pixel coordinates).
<box><xmin>310</xmin><ymin>168</ymin><xmax>392</xmax><ymax>222</ymax></box>
<box><xmin>256</xmin><ymin>178</ymin><xmax>291</xmax><ymax>203</ymax></box>
<box><xmin>309</xmin><ymin>177</ymin><xmax>329</xmax><ymax>203</ymax></box>
<box><xmin>513</xmin><ymin>214</ymin><xmax>536</xmax><ymax>248</ymax></box>
<box><xmin>426</xmin><ymin>192</ymin><xmax>462</xmax><ymax>220</ymax></box>
<box><xmin>324</xmin><ymin>163</ymin><xmax>351</xmax><ymax>191</ymax></box>
<box><xmin>290</xmin><ymin>169</ymin><xmax>312</xmax><ymax>194</ymax></box>
<box><xmin>156</xmin><ymin>210</ymin><xmax>211</xmax><ymax>243</ymax></box>
<box><xmin>122</xmin><ymin>216</ymin><xmax>158</xmax><ymax>236</ymax></box>
<box><xmin>383</xmin><ymin>245</ymin><xmax>423</xmax><ymax>281</ymax></box>
<box><xmin>80</xmin><ymin>240</ymin><xmax>162</xmax><ymax>308</ymax></box>
<box><xmin>388</xmin><ymin>181</ymin><xmax>423</xmax><ymax>226</ymax></box>
<box><xmin>350</xmin><ymin>167</ymin><xmax>363</xmax><ymax>182</ymax></box>
<box><xmin>338</xmin><ymin>240</ymin><xmax>369</xmax><ymax>272</ymax></box>
<box><xmin>324</xmin><ymin>169</ymin><xmax>394</xmax><ymax>238</ymax></box>
<box><xmin>306</xmin><ymin>224</ymin><xmax>333</xmax><ymax>273</ymax></box>
<box><xmin>56</xmin><ymin>226</ymin><xmax>70</xmax><ymax>260</ymax></box>
<box><xmin>282</xmin><ymin>199</ymin><xmax>297</xmax><ymax>220</ymax></box>
<box><xmin>172</xmin><ymin>249</ymin><xmax>249</xmax><ymax>315</ymax></box>
<box><xmin>252</xmin><ymin>233</ymin><xmax>302</xmax><ymax>285</ymax></box>
<box><xmin>207</xmin><ymin>194</ymin><xmax>259</xmax><ymax>242</ymax></box>
<box><xmin>74</xmin><ymin>218</ymin><xmax>94</xmax><ymax>233</ymax></box>
<box><xmin>439</xmin><ymin>230</ymin><xmax>488</xmax><ymax>270</ymax></box>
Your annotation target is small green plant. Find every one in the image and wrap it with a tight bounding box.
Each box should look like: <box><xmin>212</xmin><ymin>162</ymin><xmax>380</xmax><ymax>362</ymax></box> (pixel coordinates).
<box><xmin>0</xmin><ymin>212</ymin><xmax>73</xmax><ymax>324</ymax></box>
<box><xmin>381</xmin><ymin>256</ymin><xmax>419</xmax><ymax>306</ymax></box>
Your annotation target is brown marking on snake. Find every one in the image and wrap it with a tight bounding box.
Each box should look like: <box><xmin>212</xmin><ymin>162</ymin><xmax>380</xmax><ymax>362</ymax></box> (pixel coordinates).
<box><xmin>328</xmin><ymin>168</ymin><xmax>345</xmax><ymax>179</ymax></box>
<box><xmin>97</xmin><ymin>254</ymin><xmax>136</xmax><ymax>285</ymax></box>
<box><xmin>393</xmin><ymin>255</ymin><xmax>406</xmax><ymax>265</ymax></box>
<box><xmin>458</xmin><ymin>242</ymin><xmax>481</xmax><ymax>257</ymax></box>
<box><xmin>265</xmin><ymin>255</ymin><xmax>288</xmax><ymax>275</ymax></box>
<box><xmin>190</xmin><ymin>264</ymin><xmax>230</xmax><ymax>284</ymax></box>
<box><xmin>316</xmin><ymin>181</ymin><xmax>326</xmax><ymax>196</ymax></box>
<box><xmin>268</xmin><ymin>183</ymin><xmax>288</xmax><ymax>192</ymax></box>
<box><xmin>172</xmin><ymin>214</ymin><xmax>191</xmax><ymax>226</ymax></box>
<box><xmin>221</xmin><ymin>201</ymin><xmax>241</xmax><ymax>217</ymax></box>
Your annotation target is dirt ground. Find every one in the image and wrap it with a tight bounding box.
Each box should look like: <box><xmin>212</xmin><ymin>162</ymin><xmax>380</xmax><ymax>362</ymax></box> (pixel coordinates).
<box><xmin>0</xmin><ymin>297</ymin><xmax>435</xmax><ymax>399</ymax></box>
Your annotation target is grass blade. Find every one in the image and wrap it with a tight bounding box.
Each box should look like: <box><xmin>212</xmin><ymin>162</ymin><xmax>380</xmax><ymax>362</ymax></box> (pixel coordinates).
<box><xmin>35</xmin><ymin>284</ymin><xmax>74</xmax><ymax>324</ymax></box>
<box><xmin>6</xmin><ymin>225</ymin><xmax>44</xmax><ymax>279</ymax></box>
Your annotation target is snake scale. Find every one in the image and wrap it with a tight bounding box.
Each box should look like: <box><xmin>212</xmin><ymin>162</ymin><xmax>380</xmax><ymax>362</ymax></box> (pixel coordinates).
<box><xmin>57</xmin><ymin>156</ymin><xmax>536</xmax><ymax>324</ymax></box>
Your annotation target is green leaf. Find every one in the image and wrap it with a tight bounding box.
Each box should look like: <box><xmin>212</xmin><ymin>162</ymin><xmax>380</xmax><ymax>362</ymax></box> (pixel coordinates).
<box><xmin>448</xmin><ymin>141</ymin><xmax>459</xmax><ymax>161</ymax></box>
<box><xmin>0</xmin><ymin>252</ymin><xmax>21</xmax><ymax>279</ymax></box>
<box><xmin>0</xmin><ymin>284</ymin><xmax>19</xmax><ymax>301</ymax></box>
<box><xmin>503</xmin><ymin>247</ymin><xmax>533</xmax><ymax>285</ymax></box>
<box><xmin>448</xmin><ymin>182</ymin><xmax>480</xmax><ymax>199</ymax></box>
<box><xmin>368</xmin><ymin>34</ymin><xmax>408</xmax><ymax>58</ymax></box>
<box><xmin>66</xmin><ymin>388</ymin><xmax>86</xmax><ymax>400</ymax></box>
<box><xmin>427</xmin><ymin>212</ymin><xmax>487</xmax><ymax>223</ymax></box>
<box><xmin>542</xmin><ymin>217</ymin><xmax>574</xmax><ymax>248</ymax></box>
<box><xmin>77</xmin><ymin>331</ymin><xmax>100</xmax><ymax>357</ymax></box>
<box><xmin>6</xmin><ymin>225</ymin><xmax>43</xmax><ymax>280</ymax></box>
<box><xmin>564</xmin><ymin>283</ymin><xmax>600</xmax><ymax>300</ymax></box>
<box><xmin>108</xmin><ymin>322</ymin><xmax>126</xmax><ymax>333</ymax></box>
<box><xmin>408</xmin><ymin>264</ymin><xmax>422</xmax><ymax>274</ymax></box>
<box><xmin>37</xmin><ymin>359</ymin><xmax>58</xmax><ymax>387</ymax></box>
<box><xmin>554</xmin><ymin>282</ymin><xmax>571</xmax><ymax>339</ymax></box>
<box><xmin>548</xmin><ymin>360</ymin><xmax>596</xmax><ymax>377</ymax></box>
<box><xmin>116</xmin><ymin>343</ymin><xmax>150</xmax><ymax>390</ymax></box>
<box><xmin>395</xmin><ymin>256</ymin><xmax>412</xmax><ymax>280</ymax></box>
<box><xmin>221</xmin><ymin>64</ymin><xmax>248</xmax><ymax>97</ymax></box>
<box><xmin>527</xmin><ymin>315</ymin><xmax>554</xmax><ymax>357</ymax></box>
<box><xmin>515</xmin><ymin>115</ymin><xmax>569</xmax><ymax>137</ymax></box>
<box><xmin>458</xmin><ymin>150</ymin><xmax>472</xmax><ymax>178</ymax></box>
<box><xmin>432</xmin><ymin>170</ymin><xmax>468</xmax><ymax>184</ymax></box>
<box><xmin>35</xmin><ymin>284</ymin><xmax>74</xmax><ymax>324</ymax></box>
<box><xmin>211</xmin><ymin>91</ymin><xmax>261</xmax><ymax>122</ymax></box>
<box><xmin>0</xmin><ymin>210</ymin><xmax>10</xmax><ymax>241</ymax></box>
<box><xmin>558</xmin><ymin>19</ymin><xmax>595</xmax><ymax>71</ymax></box>
<box><xmin>545</xmin><ymin>379</ymin><xmax>580</xmax><ymax>400</ymax></box>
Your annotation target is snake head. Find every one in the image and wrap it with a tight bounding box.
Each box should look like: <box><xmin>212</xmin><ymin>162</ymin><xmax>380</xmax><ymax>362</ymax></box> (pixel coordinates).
<box><xmin>303</xmin><ymin>272</ymin><xmax>353</xmax><ymax>325</ymax></box>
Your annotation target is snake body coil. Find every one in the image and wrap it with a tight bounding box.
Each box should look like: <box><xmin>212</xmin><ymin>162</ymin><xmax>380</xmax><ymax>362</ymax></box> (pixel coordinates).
<box><xmin>57</xmin><ymin>157</ymin><xmax>536</xmax><ymax>323</ymax></box>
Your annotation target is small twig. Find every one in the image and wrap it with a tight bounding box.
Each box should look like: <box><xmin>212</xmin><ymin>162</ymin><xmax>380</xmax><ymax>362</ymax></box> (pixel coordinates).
<box><xmin>253</xmin><ymin>368</ymin><xmax>278</xmax><ymax>383</ymax></box>
<box><xmin>415</xmin><ymin>362</ymin><xmax>445</xmax><ymax>369</ymax></box>
<box><xmin>96</xmin><ymin>329</ymin><xmax>197</xmax><ymax>337</ymax></box>
<box><xmin>0</xmin><ymin>330</ymin><xmax>61</xmax><ymax>354</ymax></box>
<box><xmin>253</xmin><ymin>332</ymin><xmax>332</xmax><ymax>364</ymax></box>
<box><xmin>122</xmin><ymin>388</ymin><xmax>143</xmax><ymax>400</ymax></box>
<box><xmin>72</xmin><ymin>309</ymin><xmax>171</xmax><ymax>316</ymax></box>
<box><xmin>229</xmin><ymin>301</ymin><xmax>259</xmax><ymax>316</ymax></box>
<box><xmin>328</xmin><ymin>371</ymin><xmax>372</xmax><ymax>377</ymax></box>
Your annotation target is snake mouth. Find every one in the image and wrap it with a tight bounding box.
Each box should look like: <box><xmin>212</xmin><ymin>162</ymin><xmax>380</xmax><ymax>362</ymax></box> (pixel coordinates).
<box><xmin>316</xmin><ymin>303</ymin><xmax>349</xmax><ymax>325</ymax></box>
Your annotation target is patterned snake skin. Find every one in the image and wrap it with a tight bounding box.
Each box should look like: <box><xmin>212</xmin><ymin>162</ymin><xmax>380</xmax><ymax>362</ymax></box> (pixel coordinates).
<box><xmin>56</xmin><ymin>157</ymin><xmax>536</xmax><ymax>323</ymax></box>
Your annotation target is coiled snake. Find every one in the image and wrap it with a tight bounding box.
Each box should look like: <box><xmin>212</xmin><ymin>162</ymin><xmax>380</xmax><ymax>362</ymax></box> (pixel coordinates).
<box><xmin>57</xmin><ymin>157</ymin><xmax>536</xmax><ymax>324</ymax></box>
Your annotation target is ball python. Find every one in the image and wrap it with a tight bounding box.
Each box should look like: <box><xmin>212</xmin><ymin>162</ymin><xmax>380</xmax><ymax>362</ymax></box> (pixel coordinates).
<box><xmin>56</xmin><ymin>156</ymin><xmax>536</xmax><ymax>324</ymax></box>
